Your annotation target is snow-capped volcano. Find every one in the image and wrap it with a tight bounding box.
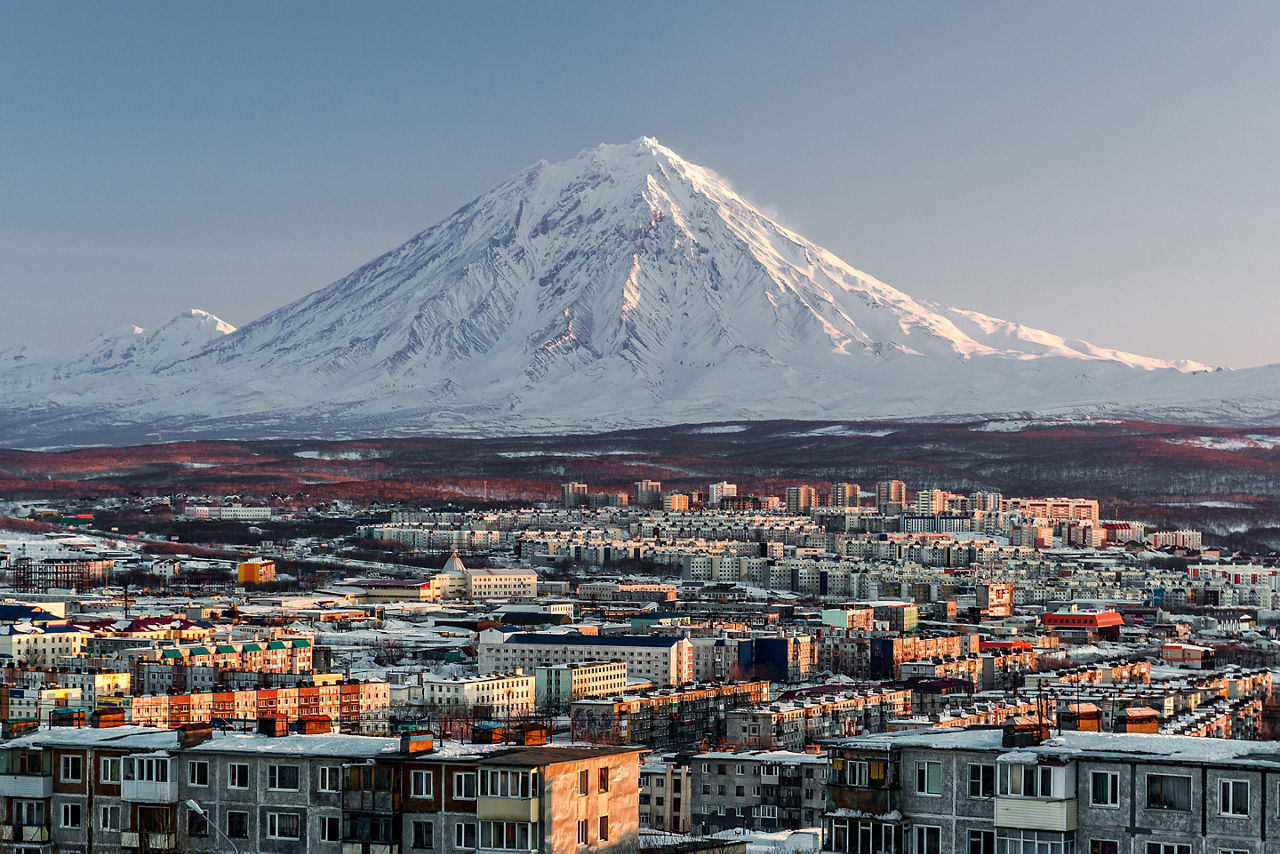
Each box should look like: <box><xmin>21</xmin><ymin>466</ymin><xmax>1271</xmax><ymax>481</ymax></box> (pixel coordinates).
<box><xmin>0</xmin><ymin>137</ymin><xmax>1264</xmax><ymax>446</ymax></box>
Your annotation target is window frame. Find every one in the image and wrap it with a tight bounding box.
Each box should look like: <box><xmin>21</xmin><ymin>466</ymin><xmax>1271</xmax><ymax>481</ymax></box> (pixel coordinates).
<box><xmin>1219</xmin><ymin>779</ymin><xmax>1249</xmax><ymax>818</ymax></box>
<box><xmin>1146</xmin><ymin>773</ymin><xmax>1193</xmax><ymax>812</ymax></box>
<box><xmin>1090</xmin><ymin>771</ymin><xmax>1120</xmax><ymax>808</ymax></box>
<box><xmin>266</xmin><ymin>811</ymin><xmax>301</xmax><ymax>841</ymax></box>
<box><xmin>100</xmin><ymin>756</ymin><xmax>121</xmax><ymax>785</ymax></box>
<box><xmin>60</xmin><ymin>802</ymin><xmax>82</xmax><ymax>829</ymax></box>
<box><xmin>267</xmin><ymin>763</ymin><xmax>301</xmax><ymax>792</ymax></box>
<box><xmin>60</xmin><ymin>754</ymin><xmax>83</xmax><ymax>783</ymax></box>
<box><xmin>188</xmin><ymin>760</ymin><xmax>209</xmax><ymax>787</ymax></box>
<box><xmin>968</xmin><ymin>763</ymin><xmax>995</xmax><ymax>799</ymax></box>
<box><xmin>916</xmin><ymin>760</ymin><xmax>942</xmax><ymax>796</ymax></box>
<box><xmin>227</xmin><ymin>762</ymin><xmax>250</xmax><ymax>789</ymax></box>
<box><xmin>412</xmin><ymin>768</ymin><xmax>434</xmax><ymax>798</ymax></box>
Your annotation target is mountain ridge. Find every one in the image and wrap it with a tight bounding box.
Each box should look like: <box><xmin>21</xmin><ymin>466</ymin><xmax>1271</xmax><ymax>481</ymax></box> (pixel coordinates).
<box><xmin>1</xmin><ymin>137</ymin><xmax>1268</xmax><ymax>447</ymax></box>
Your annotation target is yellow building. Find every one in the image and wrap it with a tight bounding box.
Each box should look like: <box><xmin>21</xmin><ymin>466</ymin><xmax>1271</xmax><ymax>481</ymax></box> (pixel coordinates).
<box><xmin>237</xmin><ymin>558</ymin><xmax>276</xmax><ymax>584</ymax></box>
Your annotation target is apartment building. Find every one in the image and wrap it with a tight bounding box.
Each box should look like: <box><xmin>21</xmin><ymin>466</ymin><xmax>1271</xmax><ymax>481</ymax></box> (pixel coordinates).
<box><xmin>479</xmin><ymin>631</ymin><xmax>693</xmax><ymax>687</ymax></box>
<box><xmin>0</xmin><ymin>721</ymin><xmax>641</xmax><ymax>854</ymax></box>
<box><xmin>822</xmin><ymin>722</ymin><xmax>1280</xmax><ymax>854</ymax></box>
<box><xmin>535</xmin><ymin>661</ymin><xmax>628</xmax><ymax>709</ymax></box>
<box><xmin>639</xmin><ymin>753</ymin><xmax>691</xmax><ymax>832</ymax></box>
<box><xmin>691</xmin><ymin>749</ymin><xmax>828</xmax><ymax>833</ymax></box>
<box><xmin>569</xmin><ymin>681</ymin><xmax>770</xmax><ymax>750</ymax></box>
<box><xmin>418</xmin><ymin>672</ymin><xmax>536</xmax><ymax>717</ymax></box>
<box><xmin>724</xmin><ymin>688</ymin><xmax>911</xmax><ymax>750</ymax></box>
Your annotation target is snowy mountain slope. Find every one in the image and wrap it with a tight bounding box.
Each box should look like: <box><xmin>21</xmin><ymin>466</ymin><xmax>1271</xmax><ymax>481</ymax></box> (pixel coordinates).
<box><xmin>0</xmin><ymin>137</ymin><xmax>1268</xmax><ymax>446</ymax></box>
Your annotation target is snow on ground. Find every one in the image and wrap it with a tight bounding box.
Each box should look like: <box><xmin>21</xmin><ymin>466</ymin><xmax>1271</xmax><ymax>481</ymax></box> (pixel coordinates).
<box><xmin>1166</xmin><ymin>435</ymin><xmax>1280</xmax><ymax>451</ymax></box>
<box><xmin>294</xmin><ymin>449</ymin><xmax>389</xmax><ymax>460</ymax></box>
<box><xmin>972</xmin><ymin>418</ymin><xmax>1121</xmax><ymax>432</ymax></box>
<box><xmin>1159</xmin><ymin>500</ymin><xmax>1253</xmax><ymax>509</ymax></box>
<box><xmin>688</xmin><ymin>424</ymin><xmax>749</xmax><ymax>434</ymax></box>
<box><xmin>789</xmin><ymin>426</ymin><xmax>897</xmax><ymax>438</ymax></box>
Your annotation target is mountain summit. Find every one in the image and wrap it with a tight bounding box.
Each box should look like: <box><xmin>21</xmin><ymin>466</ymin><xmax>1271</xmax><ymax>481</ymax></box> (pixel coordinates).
<box><xmin>0</xmin><ymin>137</ymin><xmax>1261</xmax><ymax>446</ymax></box>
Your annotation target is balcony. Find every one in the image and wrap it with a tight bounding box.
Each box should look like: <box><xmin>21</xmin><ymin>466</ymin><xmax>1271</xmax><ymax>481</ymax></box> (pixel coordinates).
<box><xmin>0</xmin><ymin>773</ymin><xmax>53</xmax><ymax>798</ymax></box>
<box><xmin>0</xmin><ymin>824</ymin><xmax>50</xmax><ymax>842</ymax></box>
<box><xmin>121</xmin><ymin>831</ymin><xmax>178</xmax><ymax>849</ymax></box>
<box><xmin>477</xmin><ymin>796</ymin><xmax>540</xmax><ymax>822</ymax></box>
<box><xmin>121</xmin><ymin>779</ymin><xmax>177</xmax><ymax>802</ymax></box>
<box><xmin>341</xmin><ymin>844</ymin><xmax>400</xmax><ymax>854</ymax></box>
<box><xmin>994</xmin><ymin>797</ymin><xmax>1078</xmax><ymax>832</ymax></box>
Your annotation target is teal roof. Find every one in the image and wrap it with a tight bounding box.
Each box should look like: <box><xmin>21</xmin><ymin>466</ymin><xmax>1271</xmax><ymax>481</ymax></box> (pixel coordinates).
<box><xmin>216</xmin><ymin>645</ymin><xmax>236</xmax><ymax>653</ymax></box>
<box><xmin>291</xmin><ymin>639</ymin><xmax>310</xmax><ymax>648</ymax></box>
<box><xmin>188</xmin><ymin>647</ymin><xmax>211</xmax><ymax>657</ymax></box>
<box><xmin>241</xmin><ymin>643</ymin><xmax>262</xmax><ymax>652</ymax></box>
<box><xmin>266</xmin><ymin>641</ymin><xmax>286</xmax><ymax>650</ymax></box>
<box><xmin>161</xmin><ymin>649</ymin><xmax>184</xmax><ymax>659</ymax></box>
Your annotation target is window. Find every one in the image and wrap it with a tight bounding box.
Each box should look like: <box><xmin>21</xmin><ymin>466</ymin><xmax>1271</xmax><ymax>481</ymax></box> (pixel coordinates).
<box><xmin>1146</xmin><ymin>845</ymin><xmax>1190</xmax><ymax>854</ymax></box>
<box><xmin>599</xmin><ymin>816</ymin><xmax>609</xmax><ymax>841</ymax></box>
<box><xmin>227</xmin><ymin>811</ymin><xmax>249</xmax><ymax>839</ymax></box>
<box><xmin>61</xmin><ymin>803</ymin><xmax>82</xmax><ymax>829</ymax></box>
<box><xmin>228</xmin><ymin>762</ymin><xmax>249</xmax><ymax>789</ymax></box>
<box><xmin>914</xmin><ymin>825</ymin><xmax>941</xmax><ymax>854</ymax></box>
<box><xmin>100</xmin><ymin>756</ymin><xmax>121</xmax><ymax>784</ymax></box>
<box><xmin>188</xmin><ymin>805</ymin><xmax>209</xmax><ymax>838</ymax></box>
<box><xmin>916</xmin><ymin>761</ymin><xmax>941</xmax><ymax>796</ymax></box>
<box><xmin>455</xmin><ymin>822</ymin><xmax>476</xmax><ymax>849</ymax></box>
<box><xmin>267</xmin><ymin>812</ymin><xmax>301</xmax><ymax>840</ymax></box>
<box><xmin>702</xmin><ymin>784</ymin><xmax>711</xmax><ymax>795</ymax></box>
<box><xmin>1146</xmin><ymin>774</ymin><xmax>1192</xmax><ymax>811</ymax></box>
<box><xmin>320</xmin><ymin>765</ymin><xmax>340</xmax><ymax>792</ymax></box>
<box><xmin>454</xmin><ymin>771</ymin><xmax>477</xmax><ymax>800</ymax></box>
<box><xmin>577</xmin><ymin>819</ymin><xmax>588</xmax><ymax>846</ymax></box>
<box><xmin>999</xmin><ymin>764</ymin><xmax>1055</xmax><ymax>798</ymax></box>
<box><xmin>322</xmin><ymin>816</ymin><xmax>341</xmax><ymax>843</ymax></box>
<box><xmin>969</xmin><ymin>829</ymin><xmax>995</xmax><ymax>854</ymax></box>
<box><xmin>13</xmin><ymin>799</ymin><xmax>44</xmax><ymax>827</ymax></box>
<box><xmin>600</xmin><ymin>767</ymin><xmax>610</xmax><ymax>792</ymax></box>
<box><xmin>188</xmin><ymin>760</ymin><xmax>209</xmax><ymax>786</ymax></box>
<box><xmin>481</xmin><ymin>769</ymin><xmax>535</xmax><ymax>798</ymax></box>
<box><xmin>1091</xmin><ymin>772</ymin><xmax>1119</xmax><ymax>807</ymax></box>
<box><xmin>124</xmin><ymin>756</ymin><xmax>168</xmax><ymax>783</ymax></box>
<box><xmin>480</xmin><ymin>821</ymin><xmax>534</xmax><ymax>850</ymax></box>
<box><xmin>268</xmin><ymin>764</ymin><xmax>300</xmax><ymax>791</ymax></box>
<box><xmin>99</xmin><ymin>805</ymin><xmax>120</xmax><ymax>832</ymax></box>
<box><xmin>412</xmin><ymin>820</ymin><xmax>434</xmax><ymax>849</ymax></box>
<box><xmin>968</xmin><ymin>764</ymin><xmax>995</xmax><ymax>799</ymax></box>
<box><xmin>60</xmin><ymin>754</ymin><xmax>83</xmax><ymax>783</ymax></box>
<box><xmin>1090</xmin><ymin>842</ymin><xmax>1118</xmax><ymax>854</ymax></box>
<box><xmin>1219</xmin><ymin>779</ymin><xmax>1248</xmax><ymax>817</ymax></box>
<box><xmin>412</xmin><ymin>769</ymin><xmax>434</xmax><ymax>798</ymax></box>
<box><xmin>850</xmin><ymin>760</ymin><xmax>870</xmax><ymax>787</ymax></box>
<box><xmin>579</xmin><ymin>769</ymin><xmax>590</xmax><ymax>795</ymax></box>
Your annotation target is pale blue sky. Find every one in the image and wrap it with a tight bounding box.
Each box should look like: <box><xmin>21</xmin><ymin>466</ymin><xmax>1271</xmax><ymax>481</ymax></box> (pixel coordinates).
<box><xmin>3</xmin><ymin>2</ymin><xmax>1279</xmax><ymax>367</ymax></box>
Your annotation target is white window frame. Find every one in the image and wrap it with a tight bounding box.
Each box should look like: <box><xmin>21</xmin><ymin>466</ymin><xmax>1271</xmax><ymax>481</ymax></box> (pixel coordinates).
<box><xmin>99</xmin><ymin>804</ymin><xmax>120</xmax><ymax>832</ymax></box>
<box><xmin>188</xmin><ymin>760</ymin><xmax>209</xmax><ymax>787</ymax></box>
<box><xmin>412</xmin><ymin>769</ymin><xmax>434</xmax><ymax>798</ymax></box>
<box><xmin>916</xmin><ymin>760</ymin><xmax>942</xmax><ymax>796</ymax></box>
<box><xmin>100</xmin><ymin>756</ymin><xmax>121</xmax><ymax>784</ymax></box>
<box><xmin>60</xmin><ymin>754</ymin><xmax>83</xmax><ymax>783</ymax></box>
<box><xmin>1219</xmin><ymin>779</ymin><xmax>1249</xmax><ymax>817</ymax></box>
<box><xmin>319</xmin><ymin>765</ymin><xmax>340</xmax><ymax>793</ymax></box>
<box><xmin>321</xmin><ymin>815</ymin><xmax>341</xmax><ymax>843</ymax></box>
<box><xmin>968</xmin><ymin>763</ymin><xmax>995</xmax><ymax>799</ymax></box>
<box><xmin>266</xmin><ymin>811</ymin><xmax>301</xmax><ymax>840</ymax></box>
<box><xmin>913</xmin><ymin>824</ymin><xmax>941</xmax><ymax>854</ymax></box>
<box><xmin>454</xmin><ymin>771</ymin><xmax>477</xmax><ymax>800</ymax></box>
<box><xmin>267</xmin><ymin>763</ymin><xmax>300</xmax><ymax>791</ymax></box>
<box><xmin>228</xmin><ymin>762</ymin><xmax>249</xmax><ymax>789</ymax></box>
<box><xmin>1091</xmin><ymin>771</ymin><xmax>1120</xmax><ymax>808</ymax></box>
<box><xmin>60</xmin><ymin>802</ymin><xmax>82</xmax><ymax>829</ymax></box>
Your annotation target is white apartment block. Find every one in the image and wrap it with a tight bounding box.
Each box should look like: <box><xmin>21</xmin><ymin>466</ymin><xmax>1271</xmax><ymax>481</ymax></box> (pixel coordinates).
<box><xmin>479</xmin><ymin>630</ymin><xmax>693</xmax><ymax>686</ymax></box>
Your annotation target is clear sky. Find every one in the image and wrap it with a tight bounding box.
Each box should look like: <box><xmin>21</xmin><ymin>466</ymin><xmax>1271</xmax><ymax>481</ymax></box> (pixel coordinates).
<box><xmin>4</xmin><ymin>2</ymin><xmax>1279</xmax><ymax>367</ymax></box>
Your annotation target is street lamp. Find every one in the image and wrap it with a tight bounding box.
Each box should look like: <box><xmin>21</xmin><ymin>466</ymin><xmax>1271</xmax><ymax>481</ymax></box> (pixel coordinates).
<box><xmin>185</xmin><ymin>799</ymin><xmax>240</xmax><ymax>854</ymax></box>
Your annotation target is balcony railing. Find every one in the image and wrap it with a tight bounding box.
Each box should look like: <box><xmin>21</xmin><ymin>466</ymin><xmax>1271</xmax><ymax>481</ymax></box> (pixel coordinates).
<box><xmin>0</xmin><ymin>824</ymin><xmax>50</xmax><ymax>842</ymax></box>
<box><xmin>121</xmin><ymin>831</ymin><xmax>178</xmax><ymax>849</ymax></box>
<box><xmin>0</xmin><ymin>773</ymin><xmax>53</xmax><ymax>798</ymax></box>
<box><xmin>993</xmin><ymin>797</ymin><xmax>1078</xmax><ymax>832</ymax></box>
<box><xmin>121</xmin><ymin>779</ymin><xmax>178</xmax><ymax>802</ymax></box>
